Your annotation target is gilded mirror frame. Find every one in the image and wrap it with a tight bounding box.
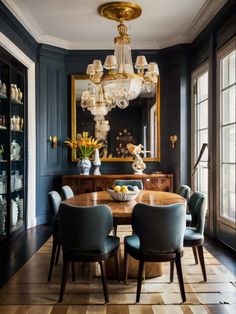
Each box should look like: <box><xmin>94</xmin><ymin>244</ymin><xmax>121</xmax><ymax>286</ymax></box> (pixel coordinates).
<box><xmin>70</xmin><ymin>74</ymin><xmax>161</xmax><ymax>162</ymax></box>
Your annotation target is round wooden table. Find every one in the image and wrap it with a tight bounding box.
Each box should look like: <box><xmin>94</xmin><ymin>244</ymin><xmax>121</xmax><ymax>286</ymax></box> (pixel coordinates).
<box><xmin>64</xmin><ymin>190</ymin><xmax>186</xmax><ymax>279</ymax></box>
<box><xmin>64</xmin><ymin>190</ymin><xmax>186</xmax><ymax>225</ymax></box>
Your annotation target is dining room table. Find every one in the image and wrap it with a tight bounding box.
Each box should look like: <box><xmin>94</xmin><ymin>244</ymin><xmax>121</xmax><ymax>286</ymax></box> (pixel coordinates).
<box><xmin>63</xmin><ymin>190</ymin><xmax>186</xmax><ymax>225</ymax></box>
<box><xmin>63</xmin><ymin>190</ymin><xmax>186</xmax><ymax>279</ymax></box>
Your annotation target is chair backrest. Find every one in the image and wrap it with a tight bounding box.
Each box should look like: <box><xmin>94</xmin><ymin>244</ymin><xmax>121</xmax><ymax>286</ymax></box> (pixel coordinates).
<box><xmin>114</xmin><ymin>179</ymin><xmax>144</xmax><ymax>190</ymax></box>
<box><xmin>48</xmin><ymin>191</ymin><xmax>61</xmax><ymax>217</ymax></box>
<box><xmin>188</xmin><ymin>192</ymin><xmax>206</xmax><ymax>235</ymax></box>
<box><xmin>132</xmin><ymin>203</ymin><xmax>186</xmax><ymax>253</ymax></box>
<box><xmin>61</xmin><ymin>185</ymin><xmax>74</xmax><ymax>200</ymax></box>
<box><xmin>177</xmin><ymin>185</ymin><xmax>191</xmax><ymax>200</ymax></box>
<box><xmin>59</xmin><ymin>203</ymin><xmax>114</xmax><ymax>253</ymax></box>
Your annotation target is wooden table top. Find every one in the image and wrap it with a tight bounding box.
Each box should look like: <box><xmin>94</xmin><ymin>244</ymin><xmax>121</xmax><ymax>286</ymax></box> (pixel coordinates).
<box><xmin>63</xmin><ymin>190</ymin><xmax>186</xmax><ymax>218</ymax></box>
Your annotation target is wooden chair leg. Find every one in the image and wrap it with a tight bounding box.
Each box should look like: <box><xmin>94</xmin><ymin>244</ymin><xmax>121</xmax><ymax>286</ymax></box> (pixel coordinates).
<box><xmin>113</xmin><ymin>224</ymin><xmax>117</xmax><ymax>236</ymax></box>
<box><xmin>48</xmin><ymin>240</ymin><xmax>57</xmax><ymax>281</ymax></box>
<box><xmin>136</xmin><ymin>260</ymin><xmax>144</xmax><ymax>303</ymax></box>
<box><xmin>115</xmin><ymin>249</ymin><xmax>121</xmax><ymax>282</ymax></box>
<box><xmin>175</xmin><ymin>252</ymin><xmax>186</xmax><ymax>303</ymax></box>
<box><xmin>197</xmin><ymin>245</ymin><xmax>207</xmax><ymax>281</ymax></box>
<box><xmin>170</xmin><ymin>260</ymin><xmax>174</xmax><ymax>282</ymax></box>
<box><xmin>55</xmin><ymin>243</ymin><xmax>61</xmax><ymax>265</ymax></box>
<box><xmin>192</xmin><ymin>247</ymin><xmax>198</xmax><ymax>264</ymax></box>
<box><xmin>71</xmin><ymin>261</ymin><xmax>76</xmax><ymax>282</ymax></box>
<box><xmin>58</xmin><ymin>258</ymin><xmax>70</xmax><ymax>303</ymax></box>
<box><xmin>99</xmin><ymin>260</ymin><xmax>109</xmax><ymax>303</ymax></box>
<box><xmin>124</xmin><ymin>249</ymin><xmax>129</xmax><ymax>284</ymax></box>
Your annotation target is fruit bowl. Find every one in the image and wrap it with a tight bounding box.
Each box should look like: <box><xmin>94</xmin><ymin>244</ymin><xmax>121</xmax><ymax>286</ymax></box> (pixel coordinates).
<box><xmin>107</xmin><ymin>189</ymin><xmax>139</xmax><ymax>202</ymax></box>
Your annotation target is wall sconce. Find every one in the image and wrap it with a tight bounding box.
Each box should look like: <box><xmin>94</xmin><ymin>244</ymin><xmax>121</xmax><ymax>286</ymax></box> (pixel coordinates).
<box><xmin>170</xmin><ymin>135</ymin><xmax>178</xmax><ymax>149</ymax></box>
<box><xmin>49</xmin><ymin>135</ymin><xmax>58</xmax><ymax>148</ymax></box>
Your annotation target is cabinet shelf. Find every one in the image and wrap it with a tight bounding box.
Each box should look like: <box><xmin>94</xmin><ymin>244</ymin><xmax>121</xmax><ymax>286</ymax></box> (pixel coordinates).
<box><xmin>11</xmin><ymin>130</ymin><xmax>24</xmax><ymax>133</ymax></box>
<box><xmin>11</xmin><ymin>159</ymin><xmax>24</xmax><ymax>162</ymax></box>
<box><xmin>0</xmin><ymin>47</ymin><xmax>27</xmax><ymax>241</ymax></box>
<box><xmin>0</xmin><ymin>93</ymin><xmax>7</xmax><ymax>100</ymax></box>
<box><xmin>11</xmin><ymin>99</ymin><xmax>23</xmax><ymax>105</ymax></box>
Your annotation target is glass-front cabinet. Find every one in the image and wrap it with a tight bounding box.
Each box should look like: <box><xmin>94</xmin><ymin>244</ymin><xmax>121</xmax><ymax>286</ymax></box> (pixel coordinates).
<box><xmin>0</xmin><ymin>47</ymin><xmax>27</xmax><ymax>241</ymax></box>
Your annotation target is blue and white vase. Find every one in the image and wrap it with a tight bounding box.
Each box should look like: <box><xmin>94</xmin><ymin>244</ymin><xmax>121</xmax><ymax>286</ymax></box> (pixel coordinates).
<box><xmin>77</xmin><ymin>157</ymin><xmax>91</xmax><ymax>175</ymax></box>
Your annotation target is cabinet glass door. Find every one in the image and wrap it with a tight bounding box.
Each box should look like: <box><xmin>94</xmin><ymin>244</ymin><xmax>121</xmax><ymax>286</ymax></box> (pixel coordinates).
<box><xmin>9</xmin><ymin>68</ymin><xmax>25</xmax><ymax>234</ymax></box>
<box><xmin>0</xmin><ymin>60</ymin><xmax>8</xmax><ymax>240</ymax></box>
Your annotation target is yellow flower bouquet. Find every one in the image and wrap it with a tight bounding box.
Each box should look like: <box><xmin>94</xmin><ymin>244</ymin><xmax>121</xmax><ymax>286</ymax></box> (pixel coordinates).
<box><xmin>64</xmin><ymin>132</ymin><xmax>102</xmax><ymax>158</ymax></box>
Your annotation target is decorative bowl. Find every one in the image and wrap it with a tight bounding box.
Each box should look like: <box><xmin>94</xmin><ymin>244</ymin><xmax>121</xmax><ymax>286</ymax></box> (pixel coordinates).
<box><xmin>107</xmin><ymin>189</ymin><xmax>139</xmax><ymax>202</ymax></box>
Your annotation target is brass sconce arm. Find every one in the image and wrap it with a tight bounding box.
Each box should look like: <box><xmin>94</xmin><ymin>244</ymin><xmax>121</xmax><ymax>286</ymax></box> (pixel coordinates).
<box><xmin>49</xmin><ymin>135</ymin><xmax>58</xmax><ymax>148</ymax></box>
<box><xmin>170</xmin><ymin>135</ymin><xmax>178</xmax><ymax>149</ymax></box>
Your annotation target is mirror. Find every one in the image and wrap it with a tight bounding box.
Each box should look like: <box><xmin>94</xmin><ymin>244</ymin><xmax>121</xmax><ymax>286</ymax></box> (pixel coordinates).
<box><xmin>70</xmin><ymin>75</ymin><xmax>160</xmax><ymax>162</ymax></box>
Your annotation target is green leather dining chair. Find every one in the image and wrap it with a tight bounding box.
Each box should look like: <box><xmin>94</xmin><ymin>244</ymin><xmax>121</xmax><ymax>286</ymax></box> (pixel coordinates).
<box><xmin>170</xmin><ymin>192</ymin><xmax>207</xmax><ymax>281</ymax></box>
<box><xmin>61</xmin><ymin>185</ymin><xmax>74</xmax><ymax>200</ymax></box>
<box><xmin>58</xmin><ymin>203</ymin><xmax>120</xmax><ymax>303</ymax></box>
<box><xmin>176</xmin><ymin>184</ymin><xmax>192</xmax><ymax>226</ymax></box>
<box><xmin>176</xmin><ymin>185</ymin><xmax>191</xmax><ymax>201</ymax></box>
<box><xmin>47</xmin><ymin>191</ymin><xmax>62</xmax><ymax>281</ymax></box>
<box><xmin>124</xmin><ymin>202</ymin><xmax>186</xmax><ymax>303</ymax></box>
<box><xmin>114</xmin><ymin>179</ymin><xmax>144</xmax><ymax>190</ymax></box>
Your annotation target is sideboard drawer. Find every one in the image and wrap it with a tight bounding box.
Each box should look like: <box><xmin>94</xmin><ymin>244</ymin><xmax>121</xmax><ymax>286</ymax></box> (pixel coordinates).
<box><xmin>62</xmin><ymin>174</ymin><xmax>173</xmax><ymax>195</ymax></box>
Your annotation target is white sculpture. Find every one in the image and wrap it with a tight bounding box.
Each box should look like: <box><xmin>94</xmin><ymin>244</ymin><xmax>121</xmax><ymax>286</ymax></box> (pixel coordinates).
<box><xmin>93</xmin><ymin>148</ymin><xmax>101</xmax><ymax>175</ymax></box>
<box><xmin>127</xmin><ymin>143</ymin><xmax>146</xmax><ymax>174</ymax></box>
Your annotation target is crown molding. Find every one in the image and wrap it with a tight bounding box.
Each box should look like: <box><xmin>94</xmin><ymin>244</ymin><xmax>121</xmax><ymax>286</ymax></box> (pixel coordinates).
<box><xmin>2</xmin><ymin>0</ymin><xmax>42</xmax><ymax>41</ymax></box>
<box><xmin>189</xmin><ymin>0</ymin><xmax>228</xmax><ymax>37</ymax></box>
<box><xmin>2</xmin><ymin>0</ymin><xmax>229</xmax><ymax>50</ymax></box>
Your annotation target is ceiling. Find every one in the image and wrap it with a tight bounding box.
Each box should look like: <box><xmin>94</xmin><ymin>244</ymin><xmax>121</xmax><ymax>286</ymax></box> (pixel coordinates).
<box><xmin>3</xmin><ymin>0</ymin><xmax>227</xmax><ymax>50</ymax></box>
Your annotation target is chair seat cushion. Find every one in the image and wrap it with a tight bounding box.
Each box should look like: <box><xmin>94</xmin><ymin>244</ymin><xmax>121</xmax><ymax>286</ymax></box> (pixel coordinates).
<box><xmin>124</xmin><ymin>235</ymin><xmax>179</xmax><ymax>261</ymax></box>
<box><xmin>104</xmin><ymin>236</ymin><xmax>120</xmax><ymax>254</ymax></box>
<box><xmin>124</xmin><ymin>235</ymin><xmax>140</xmax><ymax>254</ymax></box>
<box><xmin>184</xmin><ymin>227</ymin><xmax>204</xmax><ymax>241</ymax></box>
<box><xmin>66</xmin><ymin>235</ymin><xmax>120</xmax><ymax>260</ymax></box>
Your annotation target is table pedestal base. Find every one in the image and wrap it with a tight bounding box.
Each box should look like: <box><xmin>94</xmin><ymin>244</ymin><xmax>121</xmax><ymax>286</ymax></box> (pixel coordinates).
<box><xmin>106</xmin><ymin>244</ymin><xmax>163</xmax><ymax>280</ymax></box>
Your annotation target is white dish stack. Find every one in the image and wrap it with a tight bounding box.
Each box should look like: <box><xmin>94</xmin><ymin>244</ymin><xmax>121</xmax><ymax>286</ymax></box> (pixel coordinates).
<box><xmin>17</xmin><ymin>198</ymin><xmax>24</xmax><ymax>219</ymax></box>
<box><xmin>10</xmin><ymin>199</ymin><xmax>18</xmax><ymax>225</ymax></box>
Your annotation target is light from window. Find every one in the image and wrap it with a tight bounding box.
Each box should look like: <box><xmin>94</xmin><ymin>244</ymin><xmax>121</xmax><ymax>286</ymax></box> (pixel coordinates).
<box><xmin>220</xmin><ymin>49</ymin><xmax>236</xmax><ymax>222</ymax></box>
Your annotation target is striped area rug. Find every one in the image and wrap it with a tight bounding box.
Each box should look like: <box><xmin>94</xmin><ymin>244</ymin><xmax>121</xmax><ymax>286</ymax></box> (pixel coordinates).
<box><xmin>0</xmin><ymin>226</ymin><xmax>235</xmax><ymax>313</ymax></box>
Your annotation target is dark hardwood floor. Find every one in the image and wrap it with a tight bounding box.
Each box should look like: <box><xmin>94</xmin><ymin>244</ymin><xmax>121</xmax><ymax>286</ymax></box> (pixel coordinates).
<box><xmin>0</xmin><ymin>224</ymin><xmax>51</xmax><ymax>287</ymax></box>
<box><xmin>0</xmin><ymin>224</ymin><xmax>235</xmax><ymax>288</ymax></box>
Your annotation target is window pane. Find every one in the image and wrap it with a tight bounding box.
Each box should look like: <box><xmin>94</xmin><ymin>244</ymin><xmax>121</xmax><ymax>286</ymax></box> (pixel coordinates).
<box><xmin>222</xmin><ymin>86</ymin><xmax>236</xmax><ymax>124</ymax></box>
<box><xmin>220</xmin><ymin>47</ymin><xmax>236</xmax><ymax>223</ymax></box>
<box><xmin>197</xmin><ymin>100</ymin><xmax>208</xmax><ymax>129</ymax></box>
<box><xmin>197</xmin><ymin>72</ymin><xmax>208</xmax><ymax>102</ymax></box>
<box><xmin>196</xmin><ymin>161</ymin><xmax>208</xmax><ymax>195</ymax></box>
<box><xmin>222</xmin><ymin>125</ymin><xmax>236</xmax><ymax>163</ymax></box>
<box><xmin>221</xmin><ymin>164</ymin><xmax>236</xmax><ymax>221</ymax></box>
<box><xmin>222</xmin><ymin>50</ymin><xmax>236</xmax><ymax>88</ymax></box>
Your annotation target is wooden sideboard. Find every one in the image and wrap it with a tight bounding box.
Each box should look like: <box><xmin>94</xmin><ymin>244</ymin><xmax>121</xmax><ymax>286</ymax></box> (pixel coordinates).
<box><xmin>61</xmin><ymin>173</ymin><xmax>173</xmax><ymax>195</ymax></box>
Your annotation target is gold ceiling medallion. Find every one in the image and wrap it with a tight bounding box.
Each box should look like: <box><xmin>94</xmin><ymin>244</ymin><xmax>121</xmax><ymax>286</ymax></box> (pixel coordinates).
<box><xmin>98</xmin><ymin>2</ymin><xmax>142</xmax><ymax>22</ymax></box>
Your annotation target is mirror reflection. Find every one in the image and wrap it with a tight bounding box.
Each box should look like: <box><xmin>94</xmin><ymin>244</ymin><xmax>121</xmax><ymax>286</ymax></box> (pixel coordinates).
<box><xmin>71</xmin><ymin>75</ymin><xmax>160</xmax><ymax>162</ymax></box>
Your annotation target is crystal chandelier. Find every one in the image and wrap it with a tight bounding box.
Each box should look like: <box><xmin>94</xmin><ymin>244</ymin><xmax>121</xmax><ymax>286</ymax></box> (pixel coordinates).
<box><xmin>81</xmin><ymin>2</ymin><xmax>159</xmax><ymax>118</ymax></box>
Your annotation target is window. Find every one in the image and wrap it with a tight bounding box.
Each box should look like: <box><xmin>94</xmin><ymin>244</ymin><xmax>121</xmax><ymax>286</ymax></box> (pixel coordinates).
<box><xmin>192</xmin><ymin>64</ymin><xmax>209</xmax><ymax>200</ymax></box>
<box><xmin>217</xmin><ymin>40</ymin><xmax>236</xmax><ymax>223</ymax></box>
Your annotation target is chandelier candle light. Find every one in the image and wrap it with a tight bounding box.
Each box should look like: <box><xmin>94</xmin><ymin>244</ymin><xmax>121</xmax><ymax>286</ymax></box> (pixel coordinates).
<box><xmin>81</xmin><ymin>1</ymin><xmax>159</xmax><ymax>121</ymax></box>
